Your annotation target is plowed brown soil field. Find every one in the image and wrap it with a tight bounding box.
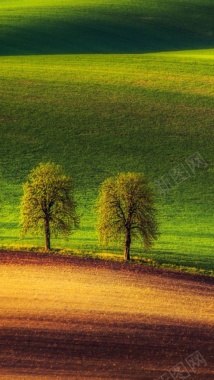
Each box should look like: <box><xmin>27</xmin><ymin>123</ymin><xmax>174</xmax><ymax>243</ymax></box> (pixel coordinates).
<box><xmin>0</xmin><ymin>251</ymin><xmax>213</xmax><ymax>379</ymax></box>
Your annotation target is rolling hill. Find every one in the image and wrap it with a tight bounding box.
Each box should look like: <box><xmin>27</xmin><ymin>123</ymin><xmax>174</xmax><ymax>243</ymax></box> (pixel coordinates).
<box><xmin>0</xmin><ymin>251</ymin><xmax>213</xmax><ymax>379</ymax></box>
<box><xmin>0</xmin><ymin>0</ymin><xmax>213</xmax><ymax>272</ymax></box>
<box><xmin>0</xmin><ymin>0</ymin><xmax>213</xmax><ymax>55</ymax></box>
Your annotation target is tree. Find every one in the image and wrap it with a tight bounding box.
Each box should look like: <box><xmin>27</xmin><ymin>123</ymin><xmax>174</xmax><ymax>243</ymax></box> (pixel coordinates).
<box><xmin>20</xmin><ymin>162</ymin><xmax>79</xmax><ymax>250</ymax></box>
<box><xmin>97</xmin><ymin>172</ymin><xmax>158</xmax><ymax>260</ymax></box>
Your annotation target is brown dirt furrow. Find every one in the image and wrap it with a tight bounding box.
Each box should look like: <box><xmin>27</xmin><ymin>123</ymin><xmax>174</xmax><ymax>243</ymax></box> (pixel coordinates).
<box><xmin>0</xmin><ymin>250</ymin><xmax>213</xmax><ymax>379</ymax></box>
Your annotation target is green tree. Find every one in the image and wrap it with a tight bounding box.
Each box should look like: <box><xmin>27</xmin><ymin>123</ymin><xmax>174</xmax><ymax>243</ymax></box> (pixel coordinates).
<box><xmin>97</xmin><ymin>172</ymin><xmax>158</xmax><ymax>260</ymax></box>
<box><xmin>20</xmin><ymin>162</ymin><xmax>79</xmax><ymax>250</ymax></box>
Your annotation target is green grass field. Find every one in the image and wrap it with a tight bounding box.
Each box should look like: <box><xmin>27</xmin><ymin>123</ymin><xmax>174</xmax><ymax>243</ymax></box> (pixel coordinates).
<box><xmin>0</xmin><ymin>0</ymin><xmax>213</xmax><ymax>273</ymax></box>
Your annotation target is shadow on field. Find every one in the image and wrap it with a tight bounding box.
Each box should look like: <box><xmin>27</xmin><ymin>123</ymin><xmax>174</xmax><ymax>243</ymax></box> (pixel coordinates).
<box><xmin>0</xmin><ymin>317</ymin><xmax>213</xmax><ymax>379</ymax></box>
<box><xmin>0</xmin><ymin>2</ymin><xmax>213</xmax><ymax>56</ymax></box>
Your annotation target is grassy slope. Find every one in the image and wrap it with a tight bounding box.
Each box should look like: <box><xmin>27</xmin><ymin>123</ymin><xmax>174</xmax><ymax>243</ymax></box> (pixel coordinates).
<box><xmin>0</xmin><ymin>1</ymin><xmax>213</xmax><ymax>272</ymax></box>
<box><xmin>0</xmin><ymin>0</ymin><xmax>213</xmax><ymax>55</ymax></box>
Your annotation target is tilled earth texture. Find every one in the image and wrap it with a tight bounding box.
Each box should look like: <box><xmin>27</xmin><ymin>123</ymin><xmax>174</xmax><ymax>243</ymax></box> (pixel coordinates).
<box><xmin>0</xmin><ymin>251</ymin><xmax>213</xmax><ymax>379</ymax></box>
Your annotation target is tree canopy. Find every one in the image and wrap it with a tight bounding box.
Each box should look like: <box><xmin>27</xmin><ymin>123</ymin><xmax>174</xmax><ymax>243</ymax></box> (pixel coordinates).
<box><xmin>97</xmin><ymin>172</ymin><xmax>158</xmax><ymax>260</ymax></box>
<box><xmin>20</xmin><ymin>162</ymin><xmax>79</xmax><ymax>250</ymax></box>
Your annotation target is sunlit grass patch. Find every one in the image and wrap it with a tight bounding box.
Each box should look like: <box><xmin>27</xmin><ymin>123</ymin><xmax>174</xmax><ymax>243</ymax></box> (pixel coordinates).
<box><xmin>0</xmin><ymin>50</ymin><xmax>213</xmax><ymax>271</ymax></box>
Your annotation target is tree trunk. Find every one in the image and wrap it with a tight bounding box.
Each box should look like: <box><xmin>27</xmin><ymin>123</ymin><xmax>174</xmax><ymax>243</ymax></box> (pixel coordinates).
<box><xmin>124</xmin><ymin>228</ymin><xmax>131</xmax><ymax>260</ymax></box>
<box><xmin>44</xmin><ymin>218</ymin><xmax>51</xmax><ymax>250</ymax></box>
